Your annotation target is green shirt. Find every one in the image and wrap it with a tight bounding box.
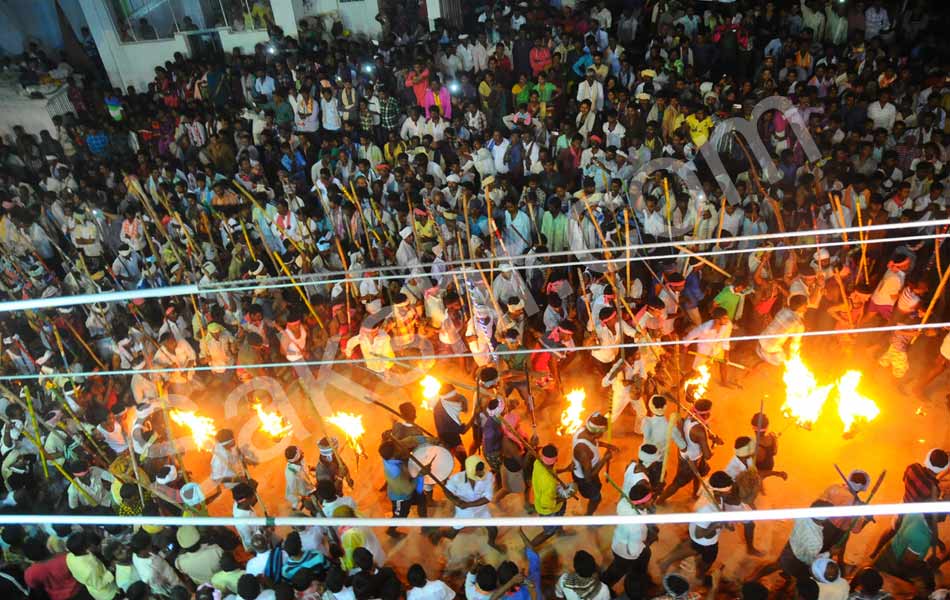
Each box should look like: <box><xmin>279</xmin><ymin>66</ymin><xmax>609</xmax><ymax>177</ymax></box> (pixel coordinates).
<box><xmin>891</xmin><ymin>513</ymin><xmax>932</xmax><ymax>559</ymax></box>
<box><xmin>263</xmin><ymin>100</ymin><xmax>295</xmax><ymax>126</ymax></box>
<box><xmin>541</xmin><ymin>211</ymin><xmax>569</xmax><ymax>253</ymax></box>
<box><xmin>534</xmin><ymin>81</ymin><xmax>557</xmax><ymax>103</ymax></box>
<box><xmin>713</xmin><ymin>286</ymin><xmax>742</xmax><ymax>320</ymax></box>
<box><xmin>497</xmin><ymin>342</ymin><xmax>528</xmax><ymax>371</ymax></box>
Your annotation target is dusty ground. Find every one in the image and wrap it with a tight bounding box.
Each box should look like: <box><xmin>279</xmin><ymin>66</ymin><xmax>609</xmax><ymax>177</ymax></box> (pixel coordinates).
<box><xmin>175</xmin><ymin>328</ymin><xmax>950</xmax><ymax>596</ymax></box>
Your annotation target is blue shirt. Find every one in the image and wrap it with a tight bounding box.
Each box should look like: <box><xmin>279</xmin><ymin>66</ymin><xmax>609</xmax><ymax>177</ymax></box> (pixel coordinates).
<box><xmin>254</xmin><ymin>75</ymin><xmax>276</xmax><ymax>98</ymax></box>
<box><xmin>85</xmin><ymin>133</ymin><xmax>110</xmax><ymax>157</ymax></box>
<box><xmin>572</xmin><ymin>52</ymin><xmax>594</xmax><ymax>77</ymax></box>
<box><xmin>501</xmin><ymin>547</ymin><xmax>541</xmax><ymax>599</ymax></box>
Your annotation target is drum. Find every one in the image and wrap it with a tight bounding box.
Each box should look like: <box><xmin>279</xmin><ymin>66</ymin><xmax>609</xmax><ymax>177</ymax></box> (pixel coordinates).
<box><xmin>408</xmin><ymin>444</ymin><xmax>454</xmax><ymax>485</ymax></box>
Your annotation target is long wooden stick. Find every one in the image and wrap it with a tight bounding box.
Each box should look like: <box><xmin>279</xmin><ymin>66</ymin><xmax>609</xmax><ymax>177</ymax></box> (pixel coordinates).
<box><xmin>233</xmin><ymin>182</ymin><xmax>311</xmax><ymax>259</ymax></box>
<box><xmin>672</xmin><ymin>245</ymin><xmax>732</xmax><ymax>277</ymax></box>
<box><xmin>23</xmin><ymin>387</ymin><xmax>49</xmax><ymax>479</ymax></box>
<box><xmin>273</xmin><ymin>251</ymin><xmax>326</xmax><ymax>330</ymax></box>
<box><xmin>663</xmin><ymin>178</ymin><xmax>673</xmax><ymax>240</ymax></box>
<box><xmin>62</xmin><ymin>320</ymin><xmax>107</xmax><ymax>370</ymax></box>
<box><xmin>240</xmin><ymin>220</ymin><xmax>257</xmax><ymax>262</ymax></box>
<box><xmin>624</xmin><ymin>209</ymin><xmax>632</xmax><ymax>287</ymax></box>
<box><xmin>833</xmin><ymin>269</ymin><xmax>854</xmax><ymax>329</ymax></box>
<box><xmin>854</xmin><ymin>200</ymin><xmax>870</xmax><ymax>284</ymax></box>
<box><xmin>916</xmin><ymin>263</ymin><xmax>950</xmax><ymax>335</ymax></box>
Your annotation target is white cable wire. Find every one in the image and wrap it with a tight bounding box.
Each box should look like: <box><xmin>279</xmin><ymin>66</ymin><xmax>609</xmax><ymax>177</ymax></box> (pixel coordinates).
<box><xmin>0</xmin><ymin>501</ymin><xmax>945</xmax><ymax>528</ymax></box>
<box><xmin>6</xmin><ymin>320</ymin><xmax>948</xmax><ymax>382</ymax></box>
<box><xmin>2</xmin><ymin>219</ymin><xmax>947</xmax><ymax>312</ymax></box>
<box><xmin>200</xmin><ymin>231</ymin><xmax>946</xmax><ymax>296</ymax></box>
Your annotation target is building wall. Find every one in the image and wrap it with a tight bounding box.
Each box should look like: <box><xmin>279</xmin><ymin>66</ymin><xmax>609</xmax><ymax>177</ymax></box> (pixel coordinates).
<box><xmin>291</xmin><ymin>0</ymin><xmax>382</xmax><ymax>37</ymax></box>
<box><xmin>218</xmin><ymin>28</ymin><xmax>270</xmax><ymax>54</ymax></box>
<box><xmin>78</xmin><ymin>0</ymin><xmax>187</xmax><ymax>91</ymax></box>
<box><xmin>0</xmin><ymin>0</ymin><xmax>88</xmax><ymax>56</ymax></box>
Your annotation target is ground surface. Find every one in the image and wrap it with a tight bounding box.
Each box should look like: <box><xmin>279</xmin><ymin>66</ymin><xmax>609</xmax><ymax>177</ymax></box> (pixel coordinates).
<box><xmin>174</xmin><ymin>327</ymin><xmax>950</xmax><ymax>596</ymax></box>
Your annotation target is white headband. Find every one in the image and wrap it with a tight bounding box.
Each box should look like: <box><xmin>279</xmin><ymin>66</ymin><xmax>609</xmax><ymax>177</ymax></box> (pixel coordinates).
<box><xmin>156</xmin><ymin>465</ymin><xmax>178</xmax><ymax>485</ymax></box>
<box><xmin>926</xmin><ymin>449</ymin><xmax>948</xmax><ymax>474</ymax></box>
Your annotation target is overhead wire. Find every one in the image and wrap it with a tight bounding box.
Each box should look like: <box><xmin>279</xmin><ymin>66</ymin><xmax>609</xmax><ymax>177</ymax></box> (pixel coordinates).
<box><xmin>0</xmin><ymin>500</ymin><xmax>947</xmax><ymax>528</ymax></box>
<box><xmin>1</xmin><ymin>219</ymin><xmax>947</xmax><ymax>312</ymax></box>
<box><xmin>6</xmin><ymin>320</ymin><xmax>948</xmax><ymax>382</ymax></box>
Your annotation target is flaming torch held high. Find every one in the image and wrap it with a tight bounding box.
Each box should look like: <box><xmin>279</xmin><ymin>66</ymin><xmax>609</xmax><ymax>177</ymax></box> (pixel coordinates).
<box><xmin>327</xmin><ymin>412</ymin><xmax>366</xmax><ymax>456</ymax></box>
<box><xmin>252</xmin><ymin>401</ymin><xmax>292</xmax><ymax>440</ymax></box>
<box><xmin>169</xmin><ymin>409</ymin><xmax>217</xmax><ymax>451</ymax></box>
<box><xmin>781</xmin><ymin>353</ymin><xmax>833</xmax><ymax>428</ymax></box>
<box><xmin>684</xmin><ymin>364</ymin><xmax>711</xmax><ymax>401</ymax></box>
<box><xmin>420</xmin><ymin>375</ymin><xmax>441</xmax><ymax>411</ymax></box>
<box><xmin>836</xmin><ymin>370</ymin><xmax>879</xmax><ymax>434</ymax></box>
<box><xmin>558</xmin><ymin>388</ymin><xmax>586</xmax><ymax>436</ymax></box>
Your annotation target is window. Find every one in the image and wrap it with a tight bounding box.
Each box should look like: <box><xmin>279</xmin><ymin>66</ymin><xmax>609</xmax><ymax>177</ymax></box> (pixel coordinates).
<box><xmin>108</xmin><ymin>0</ymin><xmax>179</xmax><ymax>42</ymax></box>
<box><xmin>107</xmin><ymin>0</ymin><xmax>273</xmax><ymax>43</ymax></box>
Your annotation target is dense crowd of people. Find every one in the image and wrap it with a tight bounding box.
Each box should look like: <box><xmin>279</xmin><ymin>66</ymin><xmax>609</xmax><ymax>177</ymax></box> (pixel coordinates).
<box><xmin>0</xmin><ymin>0</ymin><xmax>949</xmax><ymax>597</ymax></box>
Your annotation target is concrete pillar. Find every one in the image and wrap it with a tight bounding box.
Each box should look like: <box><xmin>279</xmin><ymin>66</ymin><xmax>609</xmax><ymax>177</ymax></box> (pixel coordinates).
<box><xmin>270</xmin><ymin>0</ymin><xmax>299</xmax><ymax>38</ymax></box>
<box><xmin>425</xmin><ymin>0</ymin><xmax>441</xmax><ymax>30</ymax></box>
<box><xmin>76</xmin><ymin>0</ymin><xmax>125</xmax><ymax>88</ymax></box>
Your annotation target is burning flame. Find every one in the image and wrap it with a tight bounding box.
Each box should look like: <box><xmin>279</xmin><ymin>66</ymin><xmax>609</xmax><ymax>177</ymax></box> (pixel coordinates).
<box><xmin>252</xmin><ymin>401</ymin><xmax>292</xmax><ymax>439</ymax></box>
<box><xmin>170</xmin><ymin>409</ymin><xmax>217</xmax><ymax>451</ymax></box>
<box><xmin>781</xmin><ymin>353</ymin><xmax>833</xmax><ymax>428</ymax></box>
<box><xmin>420</xmin><ymin>375</ymin><xmax>441</xmax><ymax>410</ymax></box>
<box><xmin>327</xmin><ymin>412</ymin><xmax>365</xmax><ymax>455</ymax></box>
<box><xmin>836</xmin><ymin>370</ymin><xmax>879</xmax><ymax>433</ymax></box>
<box><xmin>558</xmin><ymin>388</ymin><xmax>586</xmax><ymax>436</ymax></box>
<box><xmin>684</xmin><ymin>364</ymin><xmax>711</xmax><ymax>401</ymax></box>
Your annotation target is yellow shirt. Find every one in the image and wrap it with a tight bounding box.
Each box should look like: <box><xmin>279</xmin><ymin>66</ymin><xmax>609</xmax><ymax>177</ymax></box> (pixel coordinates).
<box><xmin>686</xmin><ymin>115</ymin><xmax>714</xmax><ymax>147</ymax></box>
<box><xmin>66</xmin><ymin>553</ymin><xmax>120</xmax><ymax>600</ymax></box>
<box><xmin>532</xmin><ymin>459</ymin><xmax>564</xmax><ymax>515</ymax></box>
<box><xmin>211</xmin><ymin>569</ymin><xmax>245</xmax><ymax>594</ymax></box>
<box><xmin>478</xmin><ymin>81</ymin><xmax>492</xmax><ymax>109</ymax></box>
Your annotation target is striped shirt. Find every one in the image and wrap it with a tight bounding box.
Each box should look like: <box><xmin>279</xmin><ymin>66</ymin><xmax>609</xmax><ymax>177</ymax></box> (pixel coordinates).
<box><xmin>902</xmin><ymin>463</ymin><xmax>938</xmax><ymax>503</ymax></box>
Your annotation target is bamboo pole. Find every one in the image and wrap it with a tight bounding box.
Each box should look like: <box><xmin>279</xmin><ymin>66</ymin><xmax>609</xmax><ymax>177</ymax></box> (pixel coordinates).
<box><xmin>833</xmin><ymin>269</ymin><xmax>854</xmax><ymax>329</ymax></box>
<box><xmin>332</xmin><ymin>237</ymin><xmax>353</xmax><ymax>329</ymax></box>
<box><xmin>663</xmin><ymin>178</ymin><xmax>673</xmax><ymax>240</ymax></box>
<box><xmin>576</xmin><ymin>268</ymin><xmax>594</xmax><ymax>328</ymax></box>
<box><xmin>272</xmin><ymin>251</ymin><xmax>326</xmax><ymax>330</ymax></box>
<box><xmin>671</xmin><ymin>245</ymin><xmax>732</xmax><ymax>278</ymax></box>
<box><xmin>121</xmin><ymin>429</ymin><xmax>147</xmax><ymax>507</ymax></box>
<box><xmin>23</xmin><ymin>387</ymin><xmax>49</xmax><ymax>479</ymax></box>
<box><xmin>917</xmin><ymin>264</ymin><xmax>950</xmax><ymax>332</ymax></box>
<box><xmin>406</xmin><ymin>197</ymin><xmax>424</xmax><ymax>258</ymax></box>
<box><xmin>854</xmin><ymin>200</ymin><xmax>870</xmax><ymax>284</ymax></box>
<box><xmin>830</xmin><ymin>193</ymin><xmax>849</xmax><ymax>243</ymax></box>
<box><xmin>240</xmin><ymin>221</ymin><xmax>257</xmax><ymax>262</ymax></box>
<box><xmin>624</xmin><ymin>209</ymin><xmax>632</xmax><ymax>287</ymax></box>
<box><xmin>232</xmin><ymin>181</ymin><xmax>311</xmax><ymax>259</ymax></box>
<box><xmin>62</xmin><ymin>320</ymin><xmax>107</xmax><ymax>370</ymax></box>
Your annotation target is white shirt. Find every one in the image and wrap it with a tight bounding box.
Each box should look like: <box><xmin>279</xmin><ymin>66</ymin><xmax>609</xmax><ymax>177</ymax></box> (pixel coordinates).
<box><xmin>408</xmin><ymin>580</ymin><xmax>457</xmax><ymax>600</ymax></box>
<box><xmin>688</xmin><ymin>499</ymin><xmax>721</xmax><ymax>546</ymax></box>
<box><xmin>400</xmin><ymin>116</ymin><xmax>425</xmax><ymax>141</ymax></box>
<box><xmin>445</xmin><ymin>471</ymin><xmax>494</xmax><ymax>523</ymax></box>
<box><xmin>321</xmin><ymin>96</ymin><xmax>342</xmax><ymax>131</ymax></box>
<box><xmin>576</xmin><ymin>79</ymin><xmax>604</xmax><ymax>111</ymax></box>
<box><xmin>290</xmin><ymin>94</ymin><xmax>319</xmax><ymax>133</ymax></box>
<box><xmin>684</xmin><ymin>319</ymin><xmax>732</xmax><ymax>360</ymax></box>
<box><xmin>611</xmin><ymin>498</ymin><xmax>648</xmax><ymax>559</ymax></box>
<box><xmin>870</xmin><ymin>269</ymin><xmax>904</xmax><ymax>306</ymax></box>
<box><xmin>867</xmin><ymin>101</ymin><xmax>896</xmax><ymax>131</ymax></box>
<box><xmin>487</xmin><ymin>138</ymin><xmax>510</xmax><ymax>174</ymax></box>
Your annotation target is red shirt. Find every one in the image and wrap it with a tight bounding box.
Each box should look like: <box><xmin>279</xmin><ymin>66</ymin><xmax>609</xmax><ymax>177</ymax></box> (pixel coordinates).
<box><xmin>25</xmin><ymin>554</ymin><xmax>82</xmax><ymax>600</ymax></box>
